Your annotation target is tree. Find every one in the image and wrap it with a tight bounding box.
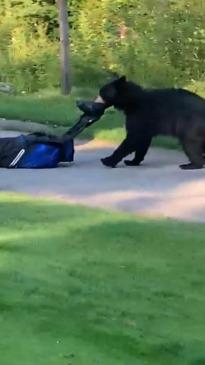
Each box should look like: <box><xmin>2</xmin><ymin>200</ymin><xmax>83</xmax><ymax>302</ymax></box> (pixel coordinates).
<box><xmin>56</xmin><ymin>0</ymin><xmax>71</xmax><ymax>95</ymax></box>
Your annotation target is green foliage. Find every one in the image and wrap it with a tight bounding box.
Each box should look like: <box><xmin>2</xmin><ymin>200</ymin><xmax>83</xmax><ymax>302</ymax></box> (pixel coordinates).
<box><xmin>0</xmin><ymin>1</ymin><xmax>59</xmax><ymax>92</ymax></box>
<box><xmin>0</xmin><ymin>0</ymin><xmax>205</xmax><ymax>92</ymax></box>
<box><xmin>72</xmin><ymin>0</ymin><xmax>205</xmax><ymax>87</ymax></box>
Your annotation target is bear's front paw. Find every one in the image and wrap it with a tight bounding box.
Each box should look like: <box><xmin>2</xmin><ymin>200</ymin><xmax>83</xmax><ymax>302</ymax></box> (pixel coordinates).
<box><xmin>101</xmin><ymin>157</ymin><xmax>116</xmax><ymax>168</ymax></box>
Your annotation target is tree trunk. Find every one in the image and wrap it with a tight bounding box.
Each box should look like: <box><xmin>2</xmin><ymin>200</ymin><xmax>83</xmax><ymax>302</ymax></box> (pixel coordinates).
<box><xmin>57</xmin><ymin>0</ymin><xmax>71</xmax><ymax>95</ymax></box>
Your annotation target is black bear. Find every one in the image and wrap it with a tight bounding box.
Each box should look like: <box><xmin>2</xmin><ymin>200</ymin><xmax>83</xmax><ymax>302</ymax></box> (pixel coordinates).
<box><xmin>98</xmin><ymin>76</ymin><xmax>205</xmax><ymax>169</ymax></box>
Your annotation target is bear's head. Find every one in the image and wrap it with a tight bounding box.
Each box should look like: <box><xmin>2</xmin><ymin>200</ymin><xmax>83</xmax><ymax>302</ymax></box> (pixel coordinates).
<box><xmin>98</xmin><ymin>75</ymin><xmax>126</xmax><ymax>108</ymax></box>
<box><xmin>95</xmin><ymin>76</ymin><xmax>142</xmax><ymax>110</ymax></box>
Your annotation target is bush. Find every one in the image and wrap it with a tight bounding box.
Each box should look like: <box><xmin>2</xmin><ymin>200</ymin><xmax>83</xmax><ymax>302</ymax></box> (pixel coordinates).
<box><xmin>71</xmin><ymin>0</ymin><xmax>205</xmax><ymax>87</ymax></box>
<box><xmin>0</xmin><ymin>0</ymin><xmax>205</xmax><ymax>93</ymax></box>
<box><xmin>0</xmin><ymin>15</ymin><xmax>59</xmax><ymax>93</ymax></box>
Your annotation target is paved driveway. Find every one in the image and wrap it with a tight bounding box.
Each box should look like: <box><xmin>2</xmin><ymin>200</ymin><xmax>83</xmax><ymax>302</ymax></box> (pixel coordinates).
<box><xmin>1</xmin><ymin>131</ymin><xmax>205</xmax><ymax>222</ymax></box>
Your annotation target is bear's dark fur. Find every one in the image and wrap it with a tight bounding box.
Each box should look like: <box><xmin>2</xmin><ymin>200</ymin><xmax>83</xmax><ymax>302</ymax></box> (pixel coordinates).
<box><xmin>99</xmin><ymin>76</ymin><xmax>205</xmax><ymax>169</ymax></box>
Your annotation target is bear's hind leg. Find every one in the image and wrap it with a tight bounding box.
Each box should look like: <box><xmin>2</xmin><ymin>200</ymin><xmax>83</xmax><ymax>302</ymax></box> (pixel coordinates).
<box><xmin>180</xmin><ymin>138</ymin><xmax>204</xmax><ymax>170</ymax></box>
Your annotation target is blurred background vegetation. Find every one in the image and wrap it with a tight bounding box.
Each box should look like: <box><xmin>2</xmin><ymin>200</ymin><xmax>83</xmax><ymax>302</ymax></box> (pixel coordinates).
<box><xmin>0</xmin><ymin>0</ymin><xmax>204</xmax><ymax>147</ymax></box>
<box><xmin>0</xmin><ymin>0</ymin><xmax>205</xmax><ymax>94</ymax></box>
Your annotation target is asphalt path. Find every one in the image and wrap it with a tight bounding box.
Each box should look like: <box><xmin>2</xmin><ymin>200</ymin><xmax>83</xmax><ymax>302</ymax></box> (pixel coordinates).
<box><xmin>1</xmin><ymin>131</ymin><xmax>205</xmax><ymax>222</ymax></box>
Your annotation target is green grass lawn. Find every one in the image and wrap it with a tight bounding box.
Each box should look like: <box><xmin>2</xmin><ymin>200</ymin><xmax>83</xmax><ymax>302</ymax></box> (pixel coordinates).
<box><xmin>0</xmin><ymin>193</ymin><xmax>205</xmax><ymax>365</ymax></box>
<box><xmin>1</xmin><ymin>81</ymin><xmax>205</xmax><ymax>149</ymax></box>
<box><xmin>0</xmin><ymin>88</ymin><xmax>180</xmax><ymax>149</ymax></box>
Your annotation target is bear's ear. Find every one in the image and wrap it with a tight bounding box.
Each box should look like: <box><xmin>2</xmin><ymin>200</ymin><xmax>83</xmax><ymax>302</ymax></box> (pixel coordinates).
<box><xmin>118</xmin><ymin>75</ymin><xmax>126</xmax><ymax>83</ymax></box>
<box><xmin>114</xmin><ymin>75</ymin><xmax>126</xmax><ymax>87</ymax></box>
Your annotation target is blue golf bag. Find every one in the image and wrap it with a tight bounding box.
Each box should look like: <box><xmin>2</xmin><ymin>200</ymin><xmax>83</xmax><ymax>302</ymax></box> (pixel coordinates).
<box><xmin>0</xmin><ymin>132</ymin><xmax>74</xmax><ymax>169</ymax></box>
<box><xmin>0</xmin><ymin>102</ymin><xmax>105</xmax><ymax>169</ymax></box>
<box><xmin>15</xmin><ymin>134</ymin><xmax>74</xmax><ymax>169</ymax></box>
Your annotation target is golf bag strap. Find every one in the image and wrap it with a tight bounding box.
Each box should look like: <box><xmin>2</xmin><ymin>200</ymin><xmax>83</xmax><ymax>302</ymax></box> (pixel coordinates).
<box><xmin>64</xmin><ymin>114</ymin><xmax>98</xmax><ymax>140</ymax></box>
